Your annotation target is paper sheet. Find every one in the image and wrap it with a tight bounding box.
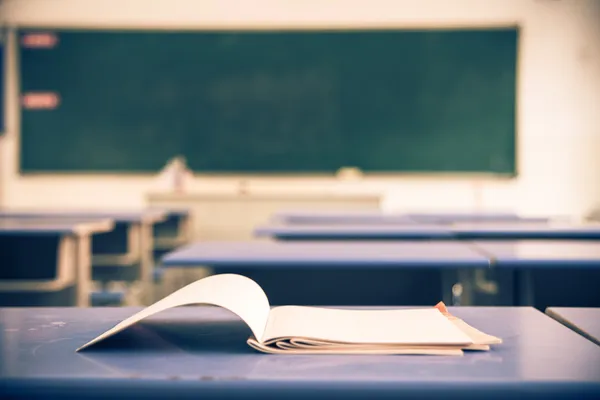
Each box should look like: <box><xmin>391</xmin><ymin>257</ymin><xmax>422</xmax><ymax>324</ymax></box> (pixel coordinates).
<box><xmin>433</xmin><ymin>301</ymin><xmax>502</xmax><ymax>346</ymax></box>
<box><xmin>262</xmin><ymin>306</ymin><xmax>473</xmax><ymax>345</ymax></box>
<box><xmin>77</xmin><ymin>274</ymin><xmax>270</xmax><ymax>351</ymax></box>
<box><xmin>247</xmin><ymin>338</ymin><xmax>464</xmax><ymax>356</ymax></box>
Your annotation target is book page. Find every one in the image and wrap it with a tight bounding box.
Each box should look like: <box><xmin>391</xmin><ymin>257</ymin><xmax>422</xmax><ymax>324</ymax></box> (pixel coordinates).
<box><xmin>77</xmin><ymin>274</ymin><xmax>270</xmax><ymax>351</ymax></box>
<box><xmin>262</xmin><ymin>307</ymin><xmax>473</xmax><ymax>345</ymax></box>
<box><xmin>247</xmin><ymin>338</ymin><xmax>464</xmax><ymax>356</ymax></box>
<box><xmin>433</xmin><ymin>301</ymin><xmax>502</xmax><ymax>345</ymax></box>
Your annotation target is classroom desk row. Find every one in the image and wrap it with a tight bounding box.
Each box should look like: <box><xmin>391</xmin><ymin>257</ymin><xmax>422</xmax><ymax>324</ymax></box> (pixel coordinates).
<box><xmin>0</xmin><ymin>209</ymin><xmax>191</xmax><ymax>307</ymax></box>
<box><xmin>255</xmin><ymin>221</ymin><xmax>600</xmax><ymax>240</ymax></box>
<box><xmin>0</xmin><ymin>305</ymin><xmax>598</xmax><ymax>399</ymax></box>
<box><xmin>3</xmin><ymin>210</ymin><xmax>599</xmax><ymax>398</ymax></box>
<box><xmin>159</xmin><ymin>240</ymin><xmax>600</xmax><ymax>306</ymax></box>
<box><xmin>272</xmin><ymin>210</ymin><xmax>554</xmax><ymax>225</ymax></box>
<box><xmin>251</xmin><ymin>211</ymin><xmax>600</xmax><ymax>307</ymax></box>
<box><xmin>0</xmin><ymin>218</ymin><xmax>114</xmax><ymax>307</ymax></box>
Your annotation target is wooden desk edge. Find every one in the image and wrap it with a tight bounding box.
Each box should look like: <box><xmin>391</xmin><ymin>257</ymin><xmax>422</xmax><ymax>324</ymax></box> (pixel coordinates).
<box><xmin>142</xmin><ymin>210</ymin><xmax>169</xmax><ymax>224</ymax></box>
<box><xmin>72</xmin><ymin>219</ymin><xmax>115</xmax><ymax>236</ymax></box>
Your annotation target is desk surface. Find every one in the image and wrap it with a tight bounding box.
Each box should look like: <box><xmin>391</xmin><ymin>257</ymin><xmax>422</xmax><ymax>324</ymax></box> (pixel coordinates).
<box><xmin>273</xmin><ymin>211</ymin><xmax>417</xmax><ymax>224</ymax></box>
<box><xmin>255</xmin><ymin>223</ymin><xmax>453</xmax><ymax>240</ymax></box>
<box><xmin>273</xmin><ymin>210</ymin><xmax>548</xmax><ymax>224</ymax></box>
<box><xmin>0</xmin><ymin>218</ymin><xmax>114</xmax><ymax>236</ymax></box>
<box><xmin>1</xmin><ymin>307</ymin><xmax>599</xmax><ymax>399</ymax></box>
<box><xmin>472</xmin><ymin>241</ymin><xmax>600</xmax><ymax>268</ymax></box>
<box><xmin>405</xmin><ymin>211</ymin><xmax>544</xmax><ymax>223</ymax></box>
<box><xmin>161</xmin><ymin>241</ymin><xmax>489</xmax><ymax>268</ymax></box>
<box><xmin>257</xmin><ymin>222</ymin><xmax>600</xmax><ymax>241</ymax></box>
<box><xmin>546</xmin><ymin>307</ymin><xmax>600</xmax><ymax>346</ymax></box>
<box><xmin>0</xmin><ymin>209</ymin><xmax>167</xmax><ymax>224</ymax></box>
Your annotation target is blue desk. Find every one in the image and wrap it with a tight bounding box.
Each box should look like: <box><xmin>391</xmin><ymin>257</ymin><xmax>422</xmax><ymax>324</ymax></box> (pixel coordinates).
<box><xmin>273</xmin><ymin>210</ymin><xmax>548</xmax><ymax>225</ymax></box>
<box><xmin>473</xmin><ymin>240</ymin><xmax>600</xmax><ymax>307</ymax></box>
<box><xmin>546</xmin><ymin>307</ymin><xmax>600</xmax><ymax>346</ymax></box>
<box><xmin>162</xmin><ymin>241</ymin><xmax>488</xmax><ymax>268</ymax></box>
<box><xmin>273</xmin><ymin>210</ymin><xmax>417</xmax><ymax>225</ymax></box>
<box><xmin>404</xmin><ymin>212</ymin><xmax>549</xmax><ymax>224</ymax></box>
<box><xmin>0</xmin><ymin>209</ymin><xmax>167</xmax><ymax>304</ymax></box>
<box><xmin>0</xmin><ymin>219</ymin><xmax>114</xmax><ymax>307</ymax></box>
<box><xmin>0</xmin><ymin>209</ymin><xmax>166</xmax><ymax>224</ymax></box>
<box><xmin>256</xmin><ymin>222</ymin><xmax>600</xmax><ymax>241</ymax></box>
<box><xmin>451</xmin><ymin>222</ymin><xmax>600</xmax><ymax>240</ymax></box>
<box><xmin>1</xmin><ymin>306</ymin><xmax>599</xmax><ymax>399</ymax></box>
<box><xmin>162</xmin><ymin>241</ymin><xmax>488</xmax><ymax>305</ymax></box>
<box><xmin>254</xmin><ymin>223</ymin><xmax>453</xmax><ymax>240</ymax></box>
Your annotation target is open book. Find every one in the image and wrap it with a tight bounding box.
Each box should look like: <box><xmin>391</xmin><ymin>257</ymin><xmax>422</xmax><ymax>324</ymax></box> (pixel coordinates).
<box><xmin>77</xmin><ymin>274</ymin><xmax>501</xmax><ymax>355</ymax></box>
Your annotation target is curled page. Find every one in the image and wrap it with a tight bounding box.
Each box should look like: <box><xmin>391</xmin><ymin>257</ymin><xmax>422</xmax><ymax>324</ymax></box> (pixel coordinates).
<box><xmin>434</xmin><ymin>302</ymin><xmax>502</xmax><ymax>345</ymax></box>
<box><xmin>77</xmin><ymin>274</ymin><xmax>270</xmax><ymax>351</ymax></box>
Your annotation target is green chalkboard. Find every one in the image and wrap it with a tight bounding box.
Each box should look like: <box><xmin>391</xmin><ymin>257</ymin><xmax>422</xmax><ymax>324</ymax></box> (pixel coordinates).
<box><xmin>19</xmin><ymin>28</ymin><xmax>517</xmax><ymax>174</ymax></box>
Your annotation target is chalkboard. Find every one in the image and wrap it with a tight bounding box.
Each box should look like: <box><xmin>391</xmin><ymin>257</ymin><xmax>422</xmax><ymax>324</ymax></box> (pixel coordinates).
<box><xmin>19</xmin><ymin>28</ymin><xmax>518</xmax><ymax>174</ymax></box>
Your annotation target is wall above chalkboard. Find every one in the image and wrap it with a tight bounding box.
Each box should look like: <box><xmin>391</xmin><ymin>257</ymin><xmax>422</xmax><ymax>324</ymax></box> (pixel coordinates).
<box><xmin>19</xmin><ymin>28</ymin><xmax>518</xmax><ymax>175</ymax></box>
<box><xmin>0</xmin><ymin>28</ymin><xmax>5</xmax><ymax>135</ymax></box>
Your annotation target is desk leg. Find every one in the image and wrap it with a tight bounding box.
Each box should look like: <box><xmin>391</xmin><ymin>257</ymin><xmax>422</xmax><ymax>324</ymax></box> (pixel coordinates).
<box><xmin>458</xmin><ymin>269</ymin><xmax>474</xmax><ymax>306</ymax></box>
<box><xmin>178</xmin><ymin>215</ymin><xmax>192</xmax><ymax>242</ymax></box>
<box><xmin>441</xmin><ymin>270</ymin><xmax>455</xmax><ymax>305</ymax></box>
<box><xmin>139</xmin><ymin>222</ymin><xmax>154</xmax><ymax>305</ymax></box>
<box><xmin>517</xmin><ymin>269</ymin><xmax>535</xmax><ymax>306</ymax></box>
<box><xmin>75</xmin><ymin>234</ymin><xmax>91</xmax><ymax>307</ymax></box>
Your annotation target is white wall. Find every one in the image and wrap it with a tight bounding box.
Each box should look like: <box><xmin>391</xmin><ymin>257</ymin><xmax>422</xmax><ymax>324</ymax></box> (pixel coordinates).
<box><xmin>0</xmin><ymin>0</ymin><xmax>599</xmax><ymax>216</ymax></box>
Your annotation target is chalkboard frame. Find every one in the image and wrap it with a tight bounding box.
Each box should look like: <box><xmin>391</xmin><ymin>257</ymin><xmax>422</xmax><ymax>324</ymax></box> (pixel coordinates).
<box><xmin>17</xmin><ymin>26</ymin><xmax>520</xmax><ymax>177</ymax></box>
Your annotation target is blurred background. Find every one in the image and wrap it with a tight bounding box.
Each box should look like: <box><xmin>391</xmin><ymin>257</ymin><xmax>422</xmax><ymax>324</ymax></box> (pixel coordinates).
<box><xmin>0</xmin><ymin>0</ymin><xmax>599</xmax><ymax>308</ymax></box>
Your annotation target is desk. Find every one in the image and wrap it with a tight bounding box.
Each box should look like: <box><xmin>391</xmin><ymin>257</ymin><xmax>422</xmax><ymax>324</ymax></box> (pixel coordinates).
<box><xmin>161</xmin><ymin>241</ymin><xmax>488</xmax><ymax>305</ymax></box>
<box><xmin>473</xmin><ymin>241</ymin><xmax>600</xmax><ymax>306</ymax></box>
<box><xmin>0</xmin><ymin>219</ymin><xmax>114</xmax><ymax>307</ymax></box>
<box><xmin>0</xmin><ymin>210</ymin><xmax>167</xmax><ymax>304</ymax></box>
<box><xmin>272</xmin><ymin>210</ymin><xmax>416</xmax><ymax>225</ymax></box>
<box><xmin>404</xmin><ymin>212</ymin><xmax>549</xmax><ymax>224</ymax></box>
<box><xmin>254</xmin><ymin>223</ymin><xmax>454</xmax><ymax>240</ymax></box>
<box><xmin>546</xmin><ymin>307</ymin><xmax>600</xmax><ymax>346</ymax></box>
<box><xmin>273</xmin><ymin>210</ymin><xmax>548</xmax><ymax>225</ymax></box>
<box><xmin>147</xmin><ymin>190</ymin><xmax>381</xmax><ymax>240</ymax></box>
<box><xmin>451</xmin><ymin>222</ymin><xmax>600</xmax><ymax>240</ymax></box>
<box><xmin>1</xmin><ymin>306</ymin><xmax>599</xmax><ymax>399</ymax></box>
<box><xmin>161</xmin><ymin>241</ymin><xmax>489</xmax><ymax>268</ymax></box>
<box><xmin>257</xmin><ymin>222</ymin><xmax>600</xmax><ymax>241</ymax></box>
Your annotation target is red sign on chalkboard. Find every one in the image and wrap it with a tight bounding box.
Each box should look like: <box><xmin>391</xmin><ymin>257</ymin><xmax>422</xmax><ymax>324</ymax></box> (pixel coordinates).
<box><xmin>22</xmin><ymin>92</ymin><xmax>60</xmax><ymax>109</ymax></box>
<box><xmin>21</xmin><ymin>32</ymin><xmax>58</xmax><ymax>48</ymax></box>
